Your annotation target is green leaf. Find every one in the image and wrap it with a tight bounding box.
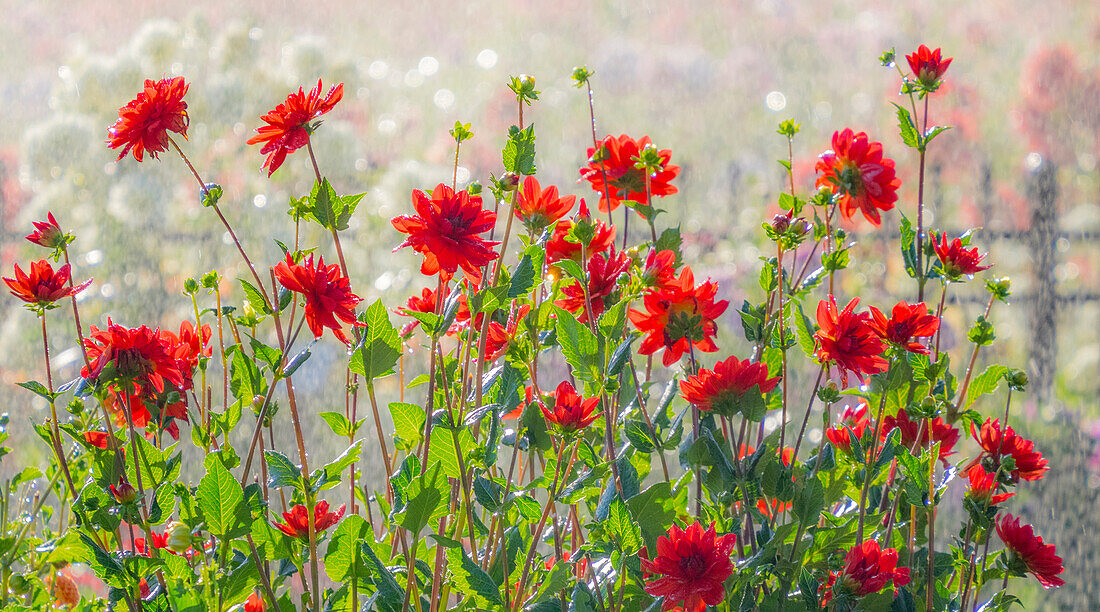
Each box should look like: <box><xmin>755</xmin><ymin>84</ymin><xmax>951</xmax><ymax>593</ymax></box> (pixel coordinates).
<box><xmin>396</xmin><ymin>462</ymin><xmax>447</xmax><ymax>534</ymax></box>
<box><xmin>239</xmin><ymin>279</ymin><xmax>270</xmax><ymax>314</ymax></box>
<box><xmin>654</xmin><ymin>226</ymin><xmax>683</xmax><ymax>267</ymax></box>
<box><xmin>509</xmin><ymin>251</ymin><xmax>537</xmax><ymax>298</ymax></box>
<box><xmin>16</xmin><ymin>380</ymin><xmax>58</xmax><ymax>401</ymax></box>
<box><xmin>309</xmin><ymin>177</ymin><xmax>340</xmax><ymax>230</ymax></box>
<box><xmin>389</xmin><ymin>402</ymin><xmax>426</xmax><ymax>449</ymax></box>
<box><xmin>792</xmin><ymin>303</ymin><xmax>817</xmax><ymax>358</ymax></box>
<box><xmin>502</xmin><ymin>124</ymin><xmax>536</xmax><ymax>175</ymax></box>
<box><xmin>446</xmin><ymin>546</ymin><xmax>503</xmax><ymax>606</ymax></box>
<box><xmin>555</xmin><ymin>306</ymin><xmax>599</xmax><ymax>382</ymax></box>
<box><xmin>965</xmin><ymin>365</ymin><xmax>1009</xmax><ymax>409</ymax></box>
<box><xmin>899</xmin><ymin>215</ymin><xmax>919</xmax><ymax>278</ymax></box>
<box><xmin>626</xmin><ymin>482</ymin><xmax>678</xmax><ymax>551</ymax></box>
<box><xmin>318</xmin><ymin>411</ymin><xmax>353</xmax><ymax>437</ymax></box>
<box><xmin>197</xmin><ymin>456</ymin><xmax>248</xmax><ymax>538</ymax></box>
<box><xmin>792</xmin><ymin>474</ymin><xmax>825</xmax><ymax>524</ymax></box>
<box><xmin>264</xmin><ymin>450</ymin><xmax>302</xmax><ymax>490</ymax></box>
<box><xmin>605</xmin><ymin>496</ymin><xmax>642</xmax><ymax>554</ymax></box>
<box><xmin>892</xmin><ymin>103</ymin><xmax>920</xmax><ymax>149</ymax></box>
<box><xmin>325</xmin><ymin>515</ymin><xmax>373</xmax><ymax>582</ymax></box>
<box><xmin>349</xmin><ymin>299</ymin><xmax>401</xmax><ymax>381</ymax></box>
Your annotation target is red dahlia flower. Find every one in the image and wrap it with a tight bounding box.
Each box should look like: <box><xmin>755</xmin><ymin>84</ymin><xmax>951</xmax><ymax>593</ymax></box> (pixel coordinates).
<box><xmin>4</xmin><ymin>260</ymin><xmax>91</xmax><ymax>309</ymax></box>
<box><xmin>820</xmin><ymin>540</ymin><xmax>911</xmax><ymax>607</ymax></box>
<box><xmin>641</xmin><ymin>249</ymin><xmax>678</xmax><ymax>291</ymax></box>
<box><xmin>906</xmin><ymin>45</ymin><xmax>953</xmax><ymax>91</ymax></box>
<box><xmin>244</xmin><ymin>593</ymin><xmax>266</xmax><ymax>612</ymax></box>
<box><xmin>546</xmin><ymin>202</ymin><xmax>616</xmax><ymax>264</ymax></box>
<box><xmin>881</xmin><ymin>408</ymin><xmax>959</xmax><ymax>464</ymax></box>
<box><xmin>275</xmin><ymin>254</ymin><xmax>363</xmax><ymax>345</ymax></box>
<box><xmin>815</xmin><ymin>129</ymin><xmax>900</xmax><ymax>227</ymax></box>
<box><xmin>555</xmin><ymin>248</ymin><xmax>631</xmax><ymax>323</ymax></box>
<box><xmin>82</xmin><ymin>320</ymin><xmax>189</xmax><ymax>394</ymax></box>
<box><xmin>933</xmin><ymin>233</ymin><xmax>991</xmax><ymax>279</ymax></box>
<box><xmin>539</xmin><ymin>381</ymin><xmax>600</xmax><ymax>434</ymax></box>
<box><xmin>629</xmin><ymin>267</ymin><xmax>729</xmax><ymax>367</ymax></box>
<box><xmin>274</xmin><ymin>500</ymin><xmax>346</xmax><ymax>539</ymax></box>
<box><xmin>964</xmin><ymin>464</ymin><xmax>1015</xmax><ymax>506</ymax></box>
<box><xmin>679</xmin><ymin>356</ymin><xmax>780</xmax><ymax>416</ymax></box>
<box><xmin>108</xmin><ymin>77</ymin><xmax>189</xmax><ymax>162</ymax></box>
<box><xmin>515</xmin><ymin>176</ymin><xmax>575</xmax><ymax>231</ymax></box>
<box><xmin>26</xmin><ymin>212</ymin><xmax>69</xmax><ymax>249</ymax></box>
<box><xmin>247</xmin><ymin>79</ymin><xmax>344</xmax><ymax>176</ymax></box>
<box><xmin>580</xmin><ymin>134</ymin><xmax>680</xmax><ymax>213</ymax></box>
<box><xmin>813</xmin><ymin>296</ymin><xmax>887</xmax><ymax>387</ymax></box>
<box><xmin>164</xmin><ymin>320</ymin><xmax>212</xmax><ymax>371</ymax></box>
<box><xmin>971</xmin><ymin>419</ymin><xmax>1049</xmax><ymax>482</ymax></box>
<box><xmin>996</xmin><ymin>514</ymin><xmax>1065</xmax><ymax>588</ymax></box>
<box><xmin>640</xmin><ymin>522</ymin><xmax>736</xmax><ymax>612</ymax></box>
<box><xmin>826</xmin><ymin>402</ymin><xmax>871</xmax><ymax>456</ymax></box>
<box><xmin>485</xmin><ymin>304</ymin><xmax>531</xmax><ymax>362</ymax></box>
<box><xmin>868</xmin><ymin>301</ymin><xmax>939</xmax><ymax>355</ymax></box>
<box><xmin>392</xmin><ymin>183</ymin><xmax>499</xmax><ymax>283</ymax></box>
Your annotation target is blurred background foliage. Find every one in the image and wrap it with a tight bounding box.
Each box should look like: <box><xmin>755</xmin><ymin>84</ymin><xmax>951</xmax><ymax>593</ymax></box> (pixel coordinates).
<box><xmin>0</xmin><ymin>0</ymin><xmax>1097</xmax><ymax>608</ymax></box>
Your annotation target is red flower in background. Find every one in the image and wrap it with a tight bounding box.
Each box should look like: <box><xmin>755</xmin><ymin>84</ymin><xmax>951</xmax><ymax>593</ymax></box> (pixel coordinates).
<box><xmin>274</xmin><ymin>501</ymin><xmax>346</xmax><ymax>539</ymax></box>
<box><xmin>108</xmin><ymin>77</ymin><xmax>189</xmax><ymax>162</ymax></box>
<box><xmin>933</xmin><ymin>233</ymin><xmax>991</xmax><ymax>278</ymax></box>
<box><xmin>881</xmin><ymin>408</ymin><xmax>959</xmax><ymax>464</ymax></box>
<box><xmin>82</xmin><ymin>320</ymin><xmax>189</xmax><ymax>394</ymax></box>
<box><xmin>640</xmin><ymin>522</ymin><xmax>736</xmax><ymax>612</ymax></box>
<box><xmin>484</xmin><ymin>305</ymin><xmax>531</xmax><ymax>362</ymax></box>
<box><xmin>826</xmin><ymin>402</ymin><xmax>870</xmax><ymax>456</ymax></box>
<box><xmin>397</xmin><ymin>287</ymin><xmax>438</xmax><ymax>337</ymax></box>
<box><xmin>539</xmin><ymin>381</ymin><xmax>600</xmax><ymax>434</ymax></box>
<box><xmin>813</xmin><ymin>296</ymin><xmax>887</xmax><ymax>387</ymax></box>
<box><xmin>165</xmin><ymin>320</ymin><xmax>212</xmax><ymax>371</ymax></box>
<box><xmin>515</xmin><ymin>176</ymin><xmax>575</xmax><ymax>231</ymax></box>
<box><xmin>4</xmin><ymin>260</ymin><xmax>91</xmax><ymax>308</ymax></box>
<box><xmin>906</xmin><ymin>45</ymin><xmax>952</xmax><ymax>90</ymax></box>
<box><xmin>679</xmin><ymin>356</ymin><xmax>780</xmax><ymax>415</ymax></box>
<box><xmin>275</xmin><ymin>254</ymin><xmax>363</xmax><ymax>345</ymax></box>
<box><xmin>964</xmin><ymin>464</ymin><xmax>1014</xmax><ymax>506</ymax></box>
<box><xmin>392</xmin><ymin>184</ymin><xmax>499</xmax><ymax>283</ymax></box>
<box><xmin>555</xmin><ymin>248</ymin><xmax>631</xmax><ymax>323</ymax></box>
<box><xmin>996</xmin><ymin>514</ymin><xmax>1065</xmax><ymax>588</ymax></box>
<box><xmin>971</xmin><ymin>419</ymin><xmax>1049</xmax><ymax>482</ymax></box>
<box><xmin>546</xmin><ymin>202</ymin><xmax>616</xmax><ymax>264</ymax></box>
<box><xmin>641</xmin><ymin>249</ymin><xmax>678</xmax><ymax>291</ymax></box>
<box><xmin>820</xmin><ymin>540</ymin><xmax>910</xmax><ymax>607</ymax></box>
<box><xmin>248</xmin><ymin>79</ymin><xmax>344</xmax><ymax>176</ymax></box>
<box><xmin>629</xmin><ymin>267</ymin><xmax>728</xmax><ymax>367</ymax></box>
<box><xmin>735</xmin><ymin>445</ymin><xmax>795</xmax><ymax>518</ymax></box>
<box><xmin>815</xmin><ymin>129</ymin><xmax>900</xmax><ymax>226</ymax></box>
<box><xmin>868</xmin><ymin>301</ymin><xmax>939</xmax><ymax>354</ymax></box>
<box><xmin>26</xmin><ymin>212</ymin><xmax>68</xmax><ymax>249</ymax></box>
<box><xmin>580</xmin><ymin>134</ymin><xmax>680</xmax><ymax>213</ymax></box>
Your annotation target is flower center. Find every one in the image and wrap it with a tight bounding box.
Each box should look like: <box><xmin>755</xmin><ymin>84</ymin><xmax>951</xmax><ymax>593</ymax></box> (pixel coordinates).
<box><xmin>678</xmin><ymin>553</ymin><xmax>707</xmax><ymax>580</ymax></box>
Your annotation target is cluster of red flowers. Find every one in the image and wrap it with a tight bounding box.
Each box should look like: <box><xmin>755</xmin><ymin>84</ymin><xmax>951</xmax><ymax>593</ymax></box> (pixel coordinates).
<box><xmin>80</xmin><ymin>319</ymin><xmax>210</xmax><ymax>441</ymax></box>
<box><xmin>813</xmin><ymin>296</ymin><xmax>887</xmax><ymax>387</ymax></box>
<box><xmin>881</xmin><ymin>407</ymin><xmax>960</xmax><ymax>464</ymax></box>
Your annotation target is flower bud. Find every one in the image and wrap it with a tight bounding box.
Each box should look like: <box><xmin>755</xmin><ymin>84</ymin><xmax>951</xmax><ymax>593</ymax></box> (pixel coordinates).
<box><xmin>500</xmin><ymin>172</ymin><xmax>521</xmax><ymax>192</ymax></box>
<box><xmin>183</xmin><ymin>278</ymin><xmax>200</xmax><ymax>295</ymax></box>
<box><xmin>770</xmin><ymin>213</ymin><xmax>791</xmax><ymax>234</ymax></box>
<box><xmin>164</xmin><ymin>521</ymin><xmax>192</xmax><ymax>553</ymax></box>
<box><xmin>466</xmin><ymin>180</ymin><xmax>482</xmax><ymax>196</ymax></box>
<box><xmin>110</xmin><ymin>478</ymin><xmax>138</xmax><ymax>504</ymax></box>
<box><xmin>1004</xmin><ymin>369</ymin><xmax>1029</xmax><ymax>391</ymax></box>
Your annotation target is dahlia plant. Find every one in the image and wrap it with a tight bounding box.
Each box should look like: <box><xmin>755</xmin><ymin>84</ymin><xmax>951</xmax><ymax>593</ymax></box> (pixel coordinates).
<box><xmin>2</xmin><ymin>45</ymin><xmax>1064</xmax><ymax>612</ymax></box>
